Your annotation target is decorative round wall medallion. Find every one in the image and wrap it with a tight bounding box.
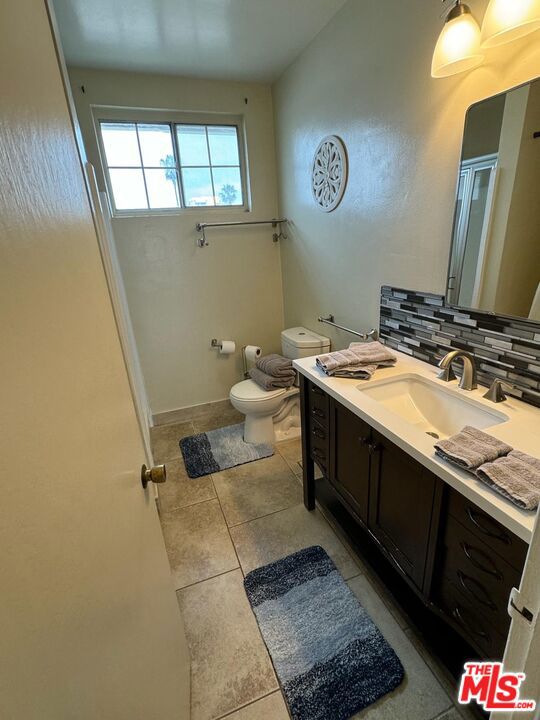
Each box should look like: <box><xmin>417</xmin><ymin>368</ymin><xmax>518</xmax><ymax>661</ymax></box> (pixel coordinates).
<box><xmin>311</xmin><ymin>135</ymin><xmax>348</xmax><ymax>212</ymax></box>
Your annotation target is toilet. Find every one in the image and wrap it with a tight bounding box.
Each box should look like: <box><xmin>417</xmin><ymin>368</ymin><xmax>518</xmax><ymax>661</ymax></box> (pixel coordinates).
<box><xmin>230</xmin><ymin>327</ymin><xmax>330</xmax><ymax>444</ymax></box>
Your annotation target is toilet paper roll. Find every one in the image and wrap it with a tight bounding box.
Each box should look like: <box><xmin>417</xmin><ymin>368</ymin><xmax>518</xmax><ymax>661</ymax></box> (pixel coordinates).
<box><xmin>219</xmin><ymin>340</ymin><xmax>236</xmax><ymax>355</ymax></box>
<box><xmin>244</xmin><ymin>345</ymin><xmax>262</xmax><ymax>363</ymax></box>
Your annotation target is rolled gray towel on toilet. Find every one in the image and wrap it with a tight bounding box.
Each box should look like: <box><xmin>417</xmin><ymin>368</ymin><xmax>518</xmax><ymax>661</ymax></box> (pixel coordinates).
<box><xmin>434</xmin><ymin>426</ymin><xmax>513</xmax><ymax>471</ymax></box>
<box><xmin>250</xmin><ymin>366</ymin><xmax>295</xmax><ymax>391</ymax></box>
<box><xmin>256</xmin><ymin>353</ymin><xmax>295</xmax><ymax>379</ymax></box>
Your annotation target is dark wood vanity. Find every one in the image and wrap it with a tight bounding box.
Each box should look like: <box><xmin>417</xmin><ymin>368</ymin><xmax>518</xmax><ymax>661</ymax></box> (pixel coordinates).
<box><xmin>300</xmin><ymin>375</ymin><xmax>528</xmax><ymax>662</ymax></box>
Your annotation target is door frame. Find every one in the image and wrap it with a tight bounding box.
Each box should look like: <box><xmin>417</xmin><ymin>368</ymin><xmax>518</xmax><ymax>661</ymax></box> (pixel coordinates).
<box><xmin>44</xmin><ymin>0</ymin><xmax>153</xmax><ymax>462</ymax></box>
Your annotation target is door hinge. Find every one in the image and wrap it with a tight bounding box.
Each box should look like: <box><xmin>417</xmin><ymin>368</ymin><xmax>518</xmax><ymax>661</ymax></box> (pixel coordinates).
<box><xmin>509</xmin><ymin>587</ymin><xmax>536</xmax><ymax>625</ymax></box>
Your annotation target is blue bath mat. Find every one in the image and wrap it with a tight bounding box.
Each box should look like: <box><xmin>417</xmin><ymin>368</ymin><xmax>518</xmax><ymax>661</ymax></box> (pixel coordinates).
<box><xmin>179</xmin><ymin>422</ymin><xmax>274</xmax><ymax>478</ymax></box>
<box><xmin>244</xmin><ymin>546</ymin><xmax>404</xmax><ymax>720</ymax></box>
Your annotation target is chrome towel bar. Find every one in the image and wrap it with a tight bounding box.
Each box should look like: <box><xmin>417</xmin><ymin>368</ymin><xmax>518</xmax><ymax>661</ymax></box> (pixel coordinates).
<box><xmin>318</xmin><ymin>314</ymin><xmax>379</xmax><ymax>341</ymax></box>
<box><xmin>196</xmin><ymin>218</ymin><xmax>288</xmax><ymax>247</ymax></box>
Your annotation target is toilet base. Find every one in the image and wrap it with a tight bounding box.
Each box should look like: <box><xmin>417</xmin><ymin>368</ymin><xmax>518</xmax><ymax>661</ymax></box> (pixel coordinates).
<box><xmin>244</xmin><ymin>414</ymin><xmax>275</xmax><ymax>445</ymax></box>
<box><xmin>243</xmin><ymin>398</ymin><xmax>301</xmax><ymax>445</ymax></box>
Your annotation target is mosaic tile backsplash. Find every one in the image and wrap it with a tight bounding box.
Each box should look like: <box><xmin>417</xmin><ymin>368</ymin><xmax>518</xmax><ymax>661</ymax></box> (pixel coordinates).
<box><xmin>379</xmin><ymin>286</ymin><xmax>540</xmax><ymax>409</ymax></box>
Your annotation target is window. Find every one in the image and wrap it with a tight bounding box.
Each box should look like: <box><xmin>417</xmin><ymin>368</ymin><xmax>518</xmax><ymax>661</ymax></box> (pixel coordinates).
<box><xmin>98</xmin><ymin>120</ymin><xmax>246</xmax><ymax>214</ymax></box>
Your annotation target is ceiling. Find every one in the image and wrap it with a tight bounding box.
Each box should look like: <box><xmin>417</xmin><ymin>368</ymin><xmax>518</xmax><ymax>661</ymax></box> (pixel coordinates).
<box><xmin>52</xmin><ymin>0</ymin><xmax>348</xmax><ymax>83</ymax></box>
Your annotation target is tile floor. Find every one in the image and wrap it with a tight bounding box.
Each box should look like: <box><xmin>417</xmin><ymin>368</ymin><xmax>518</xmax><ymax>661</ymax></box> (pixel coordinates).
<box><xmin>151</xmin><ymin>413</ymin><xmax>475</xmax><ymax>720</ymax></box>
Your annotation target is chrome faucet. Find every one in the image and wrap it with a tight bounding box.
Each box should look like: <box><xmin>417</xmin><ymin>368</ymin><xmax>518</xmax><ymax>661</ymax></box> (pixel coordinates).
<box><xmin>437</xmin><ymin>350</ymin><xmax>478</xmax><ymax>391</ymax></box>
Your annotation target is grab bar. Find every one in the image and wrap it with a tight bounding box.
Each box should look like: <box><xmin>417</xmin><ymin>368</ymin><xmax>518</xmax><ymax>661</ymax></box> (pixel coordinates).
<box><xmin>318</xmin><ymin>314</ymin><xmax>379</xmax><ymax>341</ymax></box>
<box><xmin>196</xmin><ymin>218</ymin><xmax>288</xmax><ymax>247</ymax></box>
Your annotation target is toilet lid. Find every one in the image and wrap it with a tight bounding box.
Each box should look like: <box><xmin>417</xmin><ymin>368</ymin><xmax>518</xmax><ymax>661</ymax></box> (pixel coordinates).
<box><xmin>230</xmin><ymin>379</ymin><xmax>294</xmax><ymax>403</ymax></box>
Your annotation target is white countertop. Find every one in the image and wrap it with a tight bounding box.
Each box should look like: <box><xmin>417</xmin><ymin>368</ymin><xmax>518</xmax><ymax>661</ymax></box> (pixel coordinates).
<box><xmin>294</xmin><ymin>350</ymin><xmax>540</xmax><ymax>544</ymax></box>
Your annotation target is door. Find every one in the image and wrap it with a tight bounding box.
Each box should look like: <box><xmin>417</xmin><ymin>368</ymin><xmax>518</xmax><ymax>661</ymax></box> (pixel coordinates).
<box><xmin>329</xmin><ymin>401</ymin><xmax>371</xmax><ymax>525</ymax></box>
<box><xmin>447</xmin><ymin>154</ymin><xmax>498</xmax><ymax>307</ymax></box>
<box><xmin>499</xmin><ymin>507</ymin><xmax>540</xmax><ymax>718</ymax></box>
<box><xmin>368</xmin><ymin>431</ymin><xmax>437</xmax><ymax>590</ymax></box>
<box><xmin>0</xmin><ymin>2</ymin><xmax>190</xmax><ymax>718</ymax></box>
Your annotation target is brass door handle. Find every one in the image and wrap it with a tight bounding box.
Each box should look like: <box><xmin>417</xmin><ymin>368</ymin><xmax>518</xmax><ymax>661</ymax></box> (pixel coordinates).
<box><xmin>141</xmin><ymin>464</ymin><xmax>167</xmax><ymax>489</ymax></box>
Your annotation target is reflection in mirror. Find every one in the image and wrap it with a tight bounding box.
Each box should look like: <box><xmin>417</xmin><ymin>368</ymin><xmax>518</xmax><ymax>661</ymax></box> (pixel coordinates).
<box><xmin>447</xmin><ymin>78</ymin><xmax>540</xmax><ymax>322</ymax></box>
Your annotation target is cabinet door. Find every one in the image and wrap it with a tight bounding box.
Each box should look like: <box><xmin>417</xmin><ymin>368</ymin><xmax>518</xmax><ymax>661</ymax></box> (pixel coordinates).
<box><xmin>329</xmin><ymin>400</ymin><xmax>371</xmax><ymax>525</ymax></box>
<box><xmin>368</xmin><ymin>431</ymin><xmax>437</xmax><ymax>590</ymax></box>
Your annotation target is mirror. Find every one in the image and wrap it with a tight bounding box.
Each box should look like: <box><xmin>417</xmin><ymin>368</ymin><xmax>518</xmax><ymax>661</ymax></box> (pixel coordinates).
<box><xmin>447</xmin><ymin>78</ymin><xmax>540</xmax><ymax>322</ymax></box>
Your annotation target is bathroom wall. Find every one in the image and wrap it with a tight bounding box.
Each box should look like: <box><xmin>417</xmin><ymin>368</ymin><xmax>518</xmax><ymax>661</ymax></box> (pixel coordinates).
<box><xmin>272</xmin><ymin>0</ymin><xmax>540</xmax><ymax>350</ymax></box>
<box><xmin>69</xmin><ymin>67</ymin><xmax>283</xmax><ymax>416</ymax></box>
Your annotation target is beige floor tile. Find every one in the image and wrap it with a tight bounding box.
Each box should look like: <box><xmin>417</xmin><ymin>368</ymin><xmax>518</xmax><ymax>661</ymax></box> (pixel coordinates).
<box><xmin>347</xmin><ymin>575</ymin><xmax>452</xmax><ymax>720</ymax></box>
<box><xmin>192</xmin><ymin>404</ymin><xmax>244</xmax><ymax>433</ymax></box>
<box><xmin>220</xmin><ymin>692</ymin><xmax>289</xmax><ymax>720</ymax></box>
<box><xmin>150</xmin><ymin>420</ymin><xmax>195</xmax><ymax>463</ymax></box>
<box><xmin>157</xmin><ymin>458</ymin><xmax>216</xmax><ymax>512</ymax></box>
<box><xmin>276</xmin><ymin>438</ymin><xmax>303</xmax><ymax>477</ymax></box>
<box><xmin>177</xmin><ymin>570</ymin><xmax>278</xmax><ymax>720</ymax></box>
<box><xmin>213</xmin><ymin>454</ymin><xmax>302</xmax><ymax>526</ymax></box>
<box><xmin>161</xmin><ymin>499</ymin><xmax>238</xmax><ymax>589</ymax></box>
<box><xmin>229</xmin><ymin>503</ymin><xmax>361</xmax><ymax>579</ymax></box>
<box><xmin>404</xmin><ymin>628</ymin><xmax>478</xmax><ymax>720</ymax></box>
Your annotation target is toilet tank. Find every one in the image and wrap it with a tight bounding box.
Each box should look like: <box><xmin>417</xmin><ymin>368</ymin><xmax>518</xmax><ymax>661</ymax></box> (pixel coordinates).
<box><xmin>281</xmin><ymin>327</ymin><xmax>331</xmax><ymax>360</ymax></box>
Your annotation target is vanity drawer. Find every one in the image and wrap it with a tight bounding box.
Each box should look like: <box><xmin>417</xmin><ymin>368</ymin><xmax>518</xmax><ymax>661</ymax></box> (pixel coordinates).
<box><xmin>310</xmin><ymin>420</ymin><xmax>329</xmax><ymax>474</ymax></box>
<box><xmin>308</xmin><ymin>382</ymin><xmax>329</xmax><ymax>428</ymax></box>
<box><xmin>447</xmin><ymin>489</ymin><xmax>528</xmax><ymax>571</ymax></box>
<box><xmin>434</xmin><ymin>575</ymin><xmax>507</xmax><ymax>660</ymax></box>
<box><xmin>439</xmin><ymin>515</ymin><xmax>521</xmax><ymax>632</ymax></box>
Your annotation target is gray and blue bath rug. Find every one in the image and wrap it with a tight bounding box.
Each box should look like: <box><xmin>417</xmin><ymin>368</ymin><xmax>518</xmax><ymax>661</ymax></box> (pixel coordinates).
<box><xmin>180</xmin><ymin>422</ymin><xmax>274</xmax><ymax>478</ymax></box>
<box><xmin>244</xmin><ymin>546</ymin><xmax>404</xmax><ymax>720</ymax></box>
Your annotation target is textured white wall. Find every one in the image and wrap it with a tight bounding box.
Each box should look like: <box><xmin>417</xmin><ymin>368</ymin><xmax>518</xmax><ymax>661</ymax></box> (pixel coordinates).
<box><xmin>273</xmin><ymin>0</ymin><xmax>540</xmax><ymax>350</ymax></box>
<box><xmin>69</xmin><ymin>67</ymin><xmax>283</xmax><ymax>415</ymax></box>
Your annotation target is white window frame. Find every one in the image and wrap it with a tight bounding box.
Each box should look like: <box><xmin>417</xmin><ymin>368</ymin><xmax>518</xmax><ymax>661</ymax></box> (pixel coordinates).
<box><xmin>92</xmin><ymin>107</ymin><xmax>251</xmax><ymax>217</ymax></box>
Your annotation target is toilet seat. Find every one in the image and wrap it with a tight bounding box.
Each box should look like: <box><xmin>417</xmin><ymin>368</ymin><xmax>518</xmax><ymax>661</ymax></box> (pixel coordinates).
<box><xmin>230</xmin><ymin>379</ymin><xmax>295</xmax><ymax>404</ymax></box>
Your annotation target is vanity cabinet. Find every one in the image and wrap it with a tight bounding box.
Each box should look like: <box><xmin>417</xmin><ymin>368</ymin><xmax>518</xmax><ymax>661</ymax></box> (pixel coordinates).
<box><xmin>431</xmin><ymin>488</ymin><xmax>528</xmax><ymax>659</ymax></box>
<box><xmin>368</xmin><ymin>431</ymin><xmax>439</xmax><ymax>591</ymax></box>
<box><xmin>328</xmin><ymin>402</ymin><xmax>371</xmax><ymax>525</ymax></box>
<box><xmin>300</xmin><ymin>375</ymin><xmax>527</xmax><ymax>661</ymax></box>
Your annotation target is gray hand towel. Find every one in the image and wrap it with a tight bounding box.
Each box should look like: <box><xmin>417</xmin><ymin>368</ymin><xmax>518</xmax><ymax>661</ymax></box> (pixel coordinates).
<box><xmin>434</xmin><ymin>426</ymin><xmax>513</xmax><ymax>471</ymax></box>
<box><xmin>476</xmin><ymin>450</ymin><xmax>540</xmax><ymax>511</ymax></box>
<box><xmin>322</xmin><ymin>363</ymin><xmax>379</xmax><ymax>379</ymax></box>
<box><xmin>316</xmin><ymin>341</ymin><xmax>396</xmax><ymax>374</ymax></box>
<box><xmin>256</xmin><ymin>353</ymin><xmax>295</xmax><ymax>379</ymax></box>
<box><xmin>250</xmin><ymin>366</ymin><xmax>295</xmax><ymax>391</ymax></box>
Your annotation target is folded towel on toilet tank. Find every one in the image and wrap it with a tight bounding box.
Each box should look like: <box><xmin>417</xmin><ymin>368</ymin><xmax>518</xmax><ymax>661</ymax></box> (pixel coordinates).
<box><xmin>256</xmin><ymin>353</ymin><xmax>295</xmax><ymax>379</ymax></box>
<box><xmin>250</xmin><ymin>366</ymin><xmax>296</xmax><ymax>391</ymax></box>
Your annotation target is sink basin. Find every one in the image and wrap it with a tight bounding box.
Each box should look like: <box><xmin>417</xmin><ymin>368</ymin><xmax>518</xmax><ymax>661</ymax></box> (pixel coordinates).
<box><xmin>358</xmin><ymin>373</ymin><xmax>508</xmax><ymax>439</ymax></box>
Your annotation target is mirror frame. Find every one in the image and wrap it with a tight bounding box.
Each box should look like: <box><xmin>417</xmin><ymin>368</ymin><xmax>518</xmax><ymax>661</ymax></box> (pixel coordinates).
<box><xmin>445</xmin><ymin>76</ymin><xmax>540</xmax><ymax>327</ymax></box>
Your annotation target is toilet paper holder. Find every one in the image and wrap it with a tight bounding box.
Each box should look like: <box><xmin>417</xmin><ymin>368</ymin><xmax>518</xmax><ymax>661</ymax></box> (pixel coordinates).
<box><xmin>211</xmin><ymin>338</ymin><xmax>221</xmax><ymax>349</ymax></box>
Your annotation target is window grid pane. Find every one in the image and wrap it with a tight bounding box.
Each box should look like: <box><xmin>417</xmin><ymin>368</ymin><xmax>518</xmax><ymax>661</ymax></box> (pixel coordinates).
<box><xmin>100</xmin><ymin>120</ymin><xmax>245</xmax><ymax>213</ymax></box>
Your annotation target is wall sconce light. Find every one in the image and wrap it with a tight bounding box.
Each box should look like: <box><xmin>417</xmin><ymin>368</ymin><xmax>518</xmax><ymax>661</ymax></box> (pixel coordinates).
<box><xmin>431</xmin><ymin>1</ymin><xmax>484</xmax><ymax>78</ymax></box>
<box><xmin>480</xmin><ymin>0</ymin><xmax>540</xmax><ymax>48</ymax></box>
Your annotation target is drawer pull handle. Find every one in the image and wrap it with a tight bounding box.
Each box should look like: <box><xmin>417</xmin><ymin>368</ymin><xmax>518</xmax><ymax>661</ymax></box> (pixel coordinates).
<box><xmin>457</xmin><ymin>571</ymin><xmax>497</xmax><ymax>611</ymax></box>
<box><xmin>311</xmin><ymin>385</ymin><xmax>324</xmax><ymax>396</ymax></box>
<box><xmin>312</xmin><ymin>408</ymin><xmax>326</xmax><ymax>419</ymax></box>
<box><xmin>466</xmin><ymin>508</ymin><xmax>511</xmax><ymax>545</ymax></box>
<box><xmin>461</xmin><ymin>542</ymin><xmax>503</xmax><ymax>580</ymax></box>
<box><xmin>313</xmin><ymin>449</ymin><xmax>326</xmax><ymax>460</ymax></box>
<box><xmin>452</xmin><ymin>606</ymin><xmax>490</xmax><ymax>640</ymax></box>
<box><xmin>359</xmin><ymin>436</ymin><xmax>370</xmax><ymax>446</ymax></box>
<box><xmin>312</xmin><ymin>427</ymin><xmax>326</xmax><ymax>440</ymax></box>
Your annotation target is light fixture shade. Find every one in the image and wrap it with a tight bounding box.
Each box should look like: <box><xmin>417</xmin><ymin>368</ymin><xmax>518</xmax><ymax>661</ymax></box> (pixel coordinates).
<box><xmin>432</xmin><ymin>5</ymin><xmax>484</xmax><ymax>78</ymax></box>
<box><xmin>481</xmin><ymin>0</ymin><xmax>540</xmax><ymax>48</ymax></box>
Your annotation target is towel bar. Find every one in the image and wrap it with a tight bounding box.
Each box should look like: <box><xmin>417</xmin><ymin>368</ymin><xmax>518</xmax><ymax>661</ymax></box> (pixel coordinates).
<box><xmin>196</xmin><ymin>218</ymin><xmax>288</xmax><ymax>247</ymax></box>
<box><xmin>318</xmin><ymin>314</ymin><xmax>379</xmax><ymax>341</ymax></box>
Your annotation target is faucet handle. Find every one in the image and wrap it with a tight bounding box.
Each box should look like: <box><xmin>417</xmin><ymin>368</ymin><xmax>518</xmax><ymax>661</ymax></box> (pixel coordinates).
<box><xmin>437</xmin><ymin>364</ymin><xmax>457</xmax><ymax>382</ymax></box>
<box><xmin>483</xmin><ymin>378</ymin><xmax>512</xmax><ymax>403</ymax></box>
